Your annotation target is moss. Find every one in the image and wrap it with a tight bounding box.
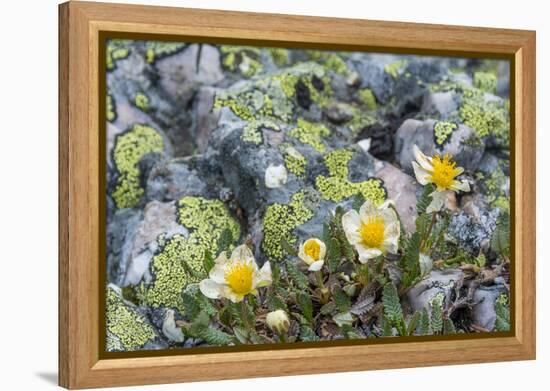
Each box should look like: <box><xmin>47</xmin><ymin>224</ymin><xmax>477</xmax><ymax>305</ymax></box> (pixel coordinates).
<box><xmin>106</xmin><ymin>39</ymin><xmax>131</xmax><ymax>71</ymax></box>
<box><xmin>111</xmin><ymin>124</ymin><xmax>164</xmax><ymax>209</ymax></box>
<box><xmin>270</xmin><ymin>48</ymin><xmax>290</xmax><ymax>67</ymax></box>
<box><xmin>262</xmin><ymin>190</ymin><xmax>317</xmax><ymax>260</ymax></box>
<box><xmin>106</xmin><ymin>287</ymin><xmax>156</xmax><ymax>351</ymax></box>
<box><xmin>358</xmin><ymin>88</ymin><xmax>377</xmax><ymax>111</ymax></box>
<box><xmin>288</xmin><ymin>118</ymin><xmax>331</xmax><ymax>152</ymax></box>
<box><xmin>134</xmin><ymin>92</ymin><xmax>149</xmax><ymax>111</ymax></box>
<box><xmin>384</xmin><ymin>59</ymin><xmax>408</xmax><ymax>79</ymax></box>
<box><xmin>283</xmin><ymin>146</ymin><xmax>307</xmax><ymax>177</ymax></box>
<box><xmin>107</xmin><ymin>93</ymin><xmax>116</xmax><ymax>122</ymax></box>
<box><xmin>434</xmin><ymin>121</ymin><xmax>458</xmax><ymax>146</ymax></box>
<box><xmin>138</xmin><ymin>197</ymin><xmax>240</xmax><ymax>310</ymax></box>
<box><xmin>242</xmin><ymin>118</ymin><xmax>280</xmax><ymax>145</ymax></box>
<box><xmin>474</xmin><ymin>71</ymin><xmax>497</xmax><ymax>94</ymax></box>
<box><xmin>315</xmin><ymin>149</ymin><xmax>386</xmax><ymax>204</ymax></box>
<box><xmin>145</xmin><ymin>41</ymin><xmax>186</xmax><ymax>64</ymax></box>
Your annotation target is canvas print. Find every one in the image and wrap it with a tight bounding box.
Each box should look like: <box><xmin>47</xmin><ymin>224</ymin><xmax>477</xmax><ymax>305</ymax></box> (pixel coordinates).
<box><xmin>104</xmin><ymin>39</ymin><xmax>511</xmax><ymax>353</ymax></box>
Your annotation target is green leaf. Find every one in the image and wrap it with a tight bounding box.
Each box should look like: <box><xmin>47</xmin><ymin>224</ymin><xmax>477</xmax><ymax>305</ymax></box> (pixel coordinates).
<box><xmin>333</xmin><ymin>312</ymin><xmax>354</xmax><ymax>327</ymax></box>
<box><xmin>327</xmin><ymin>237</ymin><xmax>342</xmax><ymax>273</ymax></box>
<box><xmin>417</xmin><ymin>183</ymin><xmax>435</xmax><ymax>215</ymax></box>
<box><xmin>491</xmin><ymin>212</ymin><xmax>510</xmax><ymax>257</ymax></box>
<box><xmin>333</xmin><ymin>288</ymin><xmax>351</xmax><ymax>313</ymax></box>
<box><xmin>444</xmin><ymin>317</ymin><xmax>456</xmax><ymax>334</ymax></box>
<box><xmin>494</xmin><ymin>294</ymin><xmax>510</xmax><ymax>331</ymax></box>
<box><xmin>320</xmin><ymin>301</ymin><xmax>337</xmax><ymax>315</ymax></box>
<box><xmin>299</xmin><ymin>325</ymin><xmax>319</xmax><ymax>341</ymax></box>
<box><xmin>196</xmin><ymin>326</ymin><xmax>233</xmax><ymax>346</ymax></box>
<box><xmin>216</xmin><ymin>227</ymin><xmax>234</xmax><ymax>255</ymax></box>
<box><xmin>341</xmin><ymin>324</ymin><xmax>363</xmax><ymax>339</ymax></box>
<box><xmin>286</xmin><ymin>261</ymin><xmax>309</xmax><ymax>291</ymax></box>
<box><xmin>382</xmin><ymin>283</ymin><xmax>403</xmax><ymax>325</ymax></box>
<box><xmin>232</xmin><ymin>326</ymin><xmax>249</xmax><ymax>344</ymax></box>
<box><xmin>203</xmin><ymin>249</ymin><xmax>215</xmax><ymax>274</ymax></box>
<box><xmin>380</xmin><ymin>315</ymin><xmax>394</xmax><ymax>337</ymax></box>
<box><xmin>420</xmin><ymin>307</ymin><xmax>431</xmax><ymax>335</ymax></box>
<box><xmin>266</xmin><ymin>292</ymin><xmax>288</xmax><ymax>311</ymax></box>
<box><xmin>352</xmin><ymin>192</ymin><xmax>366</xmax><ymax>212</ymax></box>
<box><xmin>407</xmin><ymin>311</ymin><xmax>421</xmax><ymax>336</ymax></box>
<box><xmin>182</xmin><ymin>284</ymin><xmax>216</xmax><ymax>320</ymax></box>
<box><xmin>296</xmin><ymin>291</ymin><xmax>314</xmax><ymax>324</ymax></box>
<box><xmin>430</xmin><ymin>299</ymin><xmax>443</xmax><ymax>334</ymax></box>
<box><xmin>281</xmin><ymin>237</ymin><xmax>299</xmax><ymax>257</ymax></box>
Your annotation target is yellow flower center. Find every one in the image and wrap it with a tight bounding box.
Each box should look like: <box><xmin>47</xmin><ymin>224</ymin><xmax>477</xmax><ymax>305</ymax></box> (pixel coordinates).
<box><xmin>359</xmin><ymin>216</ymin><xmax>385</xmax><ymax>248</ymax></box>
<box><xmin>224</xmin><ymin>261</ymin><xmax>254</xmax><ymax>295</ymax></box>
<box><xmin>304</xmin><ymin>240</ymin><xmax>321</xmax><ymax>260</ymax></box>
<box><xmin>430</xmin><ymin>154</ymin><xmax>460</xmax><ymax>190</ymax></box>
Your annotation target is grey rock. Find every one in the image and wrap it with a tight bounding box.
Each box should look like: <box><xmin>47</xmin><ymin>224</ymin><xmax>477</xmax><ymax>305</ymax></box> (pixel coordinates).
<box><xmin>421</xmin><ymin>91</ymin><xmax>458</xmax><ymax>119</ymax></box>
<box><xmin>406</xmin><ymin>269</ymin><xmax>464</xmax><ymax>313</ymax></box>
<box><xmin>146</xmin><ymin>159</ymin><xmax>208</xmax><ymax>202</ymax></box>
<box><xmin>448</xmin><ymin>206</ymin><xmax>500</xmax><ymax>255</ymax></box>
<box><xmin>472</xmin><ymin>285</ymin><xmax>508</xmax><ymax>330</ymax></box>
<box><xmin>107</xmin><ymin>208</ymin><xmax>143</xmax><ymax>285</ymax></box>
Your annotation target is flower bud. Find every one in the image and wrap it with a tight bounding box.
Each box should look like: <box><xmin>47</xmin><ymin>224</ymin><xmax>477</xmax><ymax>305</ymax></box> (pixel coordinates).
<box><xmin>266</xmin><ymin>310</ymin><xmax>290</xmax><ymax>335</ymax></box>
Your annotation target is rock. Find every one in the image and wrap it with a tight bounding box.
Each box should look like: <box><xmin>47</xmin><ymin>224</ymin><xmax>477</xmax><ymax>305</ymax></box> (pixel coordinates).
<box><xmin>162</xmin><ymin>309</ymin><xmax>185</xmax><ymax>343</ymax></box>
<box><xmin>421</xmin><ymin>91</ymin><xmax>458</xmax><ymax>119</ymax></box>
<box><xmin>405</xmin><ymin>269</ymin><xmax>464</xmax><ymax>313</ymax></box>
<box><xmin>394</xmin><ymin>119</ymin><xmax>484</xmax><ymax>174</ymax></box>
<box><xmin>348</xmin><ymin>55</ymin><xmax>394</xmax><ymax>103</ymax></box>
<box><xmin>471</xmin><ymin>285</ymin><xmax>508</xmax><ymax>330</ymax></box>
<box><xmin>448</xmin><ymin>206</ymin><xmax>500</xmax><ymax>255</ymax></box>
<box><xmin>146</xmin><ymin>159</ymin><xmax>208</xmax><ymax>202</ymax></box>
<box><xmin>265</xmin><ymin>164</ymin><xmax>288</xmax><ymax>188</ymax></box>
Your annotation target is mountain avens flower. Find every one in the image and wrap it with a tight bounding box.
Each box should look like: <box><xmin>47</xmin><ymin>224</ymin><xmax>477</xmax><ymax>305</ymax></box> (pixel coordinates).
<box><xmin>412</xmin><ymin>145</ymin><xmax>470</xmax><ymax>213</ymax></box>
<box><xmin>298</xmin><ymin>238</ymin><xmax>326</xmax><ymax>271</ymax></box>
<box><xmin>342</xmin><ymin>199</ymin><xmax>400</xmax><ymax>262</ymax></box>
<box><xmin>199</xmin><ymin>244</ymin><xmax>272</xmax><ymax>303</ymax></box>
<box><xmin>266</xmin><ymin>309</ymin><xmax>290</xmax><ymax>335</ymax></box>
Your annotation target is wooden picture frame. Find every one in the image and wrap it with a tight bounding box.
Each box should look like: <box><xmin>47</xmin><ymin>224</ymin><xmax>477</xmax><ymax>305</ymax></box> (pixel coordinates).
<box><xmin>58</xmin><ymin>1</ymin><xmax>536</xmax><ymax>389</ymax></box>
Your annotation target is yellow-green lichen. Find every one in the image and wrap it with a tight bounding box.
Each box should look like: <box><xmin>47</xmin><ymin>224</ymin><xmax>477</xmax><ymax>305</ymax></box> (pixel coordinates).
<box><xmin>112</xmin><ymin>124</ymin><xmax>164</xmax><ymax>209</ymax></box>
<box><xmin>220</xmin><ymin>46</ymin><xmax>263</xmax><ymax>77</ymax></box>
<box><xmin>106</xmin><ymin>287</ymin><xmax>156</xmax><ymax>351</ymax></box>
<box><xmin>315</xmin><ymin>149</ymin><xmax>386</xmax><ymax>203</ymax></box>
<box><xmin>106</xmin><ymin>39</ymin><xmax>131</xmax><ymax>71</ymax></box>
<box><xmin>273</xmin><ymin>73</ymin><xmax>299</xmax><ymax>99</ymax></box>
<box><xmin>478</xmin><ymin>167</ymin><xmax>509</xmax><ymax>212</ymax></box>
<box><xmin>384</xmin><ymin>59</ymin><xmax>408</xmax><ymax>79</ymax></box>
<box><xmin>134</xmin><ymin>92</ymin><xmax>149</xmax><ymax>112</ymax></box>
<box><xmin>145</xmin><ymin>41</ymin><xmax>186</xmax><ymax>64</ymax></box>
<box><xmin>434</xmin><ymin>121</ymin><xmax>458</xmax><ymax>146</ymax></box>
<box><xmin>262</xmin><ymin>190</ymin><xmax>316</xmax><ymax>260</ymax></box>
<box><xmin>308</xmin><ymin>51</ymin><xmax>350</xmax><ymax>75</ymax></box>
<box><xmin>107</xmin><ymin>93</ymin><xmax>116</xmax><ymax>122</ymax></box>
<box><xmin>474</xmin><ymin>71</ymin><xmax>497</xmax><ymax>94</ymax></box>
<box><xmin>459</xmin><ymin>88</ymin><xmax>509</xmax><ymax>142</ymax></box>
<box><xmin>270</xmin><ymin>48</ymin><xmax>290</xmax><ymax>67</ymax></box>
<box><xmin>288</xmin><ymin>118</ymin><xmax>331</xmax><ymax>152</ymax></box>
<box><xmin>283</xmin><ymin>146</ymin><xmax>307</xmax><ymax>177</ymax></box>
<box><xmin>242</xmin><ymin>118</ymin><xmax>280</xmax><ymax>145</ymax></box>
<box><xmin>358</xmin><ymin>88</ymin><xmax>377</xmax><ymax>111</ymax></box>
<box><xmin>138</xmin><ymin>197</ymin><xmax>240</xmax><ymax>310</ymax></box>
<box><xmin>347</xmin><ymin>108</ymin><xmax>376</xmax><ymax>135</ymax></box>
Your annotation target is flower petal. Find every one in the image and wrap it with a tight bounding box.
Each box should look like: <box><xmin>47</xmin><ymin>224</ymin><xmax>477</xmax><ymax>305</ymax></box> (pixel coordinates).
<box><xmin>426</xmin><ymin>190</ymin><xmax>448</xmax><ymax>213</ymax></box>
<box><xmin>355</xmin><ymin>244</ymin><xmax>382</xmax><ymax>263</ymax></box>
<box><xmin>317</xmin><ymin>239</ymin><xmax>327</xmax><ymax>261</ymax></box>
<box><xmin>342</xmin><ymin>210</ymin><xmax>362</xmax><ymax>245</ymax></box>
<box><xmin>412</xmin><ymin>162</ymin><xmax>432</xmax><ymax>186</ymax></box>
<box><xmin>253</xmin><ymin>261</ymin><xmax>272</xmax><ymax>288</ymax></box>
<box><xmin>199</xmin><ymin>278</ymin><xmax>223</xmax><ymax>299</ymax></box>
<box><xmin>359</xmin><ymin>199</ymin><xmax>377</xmax><ymax>222</ymax></box>
<box><xmin>308</xmin><ymin>260</ymin><xmax>324</xmax><ymax>272</ymax></box>
<box><xmin>208</xmin><ymin>262</ymin><xmax>227</xmax><ymax>284</ymax></box>
<box><xmin>413</xmin><ymin>144</ymin><xmax>434</xmax><ymax>171</ymax></box>
<box><xmin>231</xmin><ymin>244</ymin><xmax>254</xmax><ymax>262</ymax></box>
<box><xmin>450</xmin><ymin>179</ymin><xmax>470</xmax><ymax>192</ymax></box>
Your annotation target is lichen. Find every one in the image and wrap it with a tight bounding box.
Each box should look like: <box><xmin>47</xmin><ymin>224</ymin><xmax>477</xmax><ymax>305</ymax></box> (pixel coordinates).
<box><xmin>358</xmin><ymin>88</ymin><xmax>377</xmax><ymax>111</ymax></box>
<box><xmin>106</xmin><ymin>39</ymin><xmax>131</xmax><ymax>71</ymax></box>
<box><xmin>288</xmin><ymin>118</ymin><xmax>331</xmax><ymax>152</ymax></box>
<box><xmin>384</xmin><ymin>59</ymin><xmax>408</xmax><ymax>79</ymax></box>
<box><xmin>478</xmin><ymin>167</ymin><xmax>509</xmax><ymax>212</ymax></box>
<box><xmin>308</xmin><ymin>51</ymin><xmax>350</xmax><ymax>75</ymax></box>
<box><xmin>474</xmin><ymin>71</ymin><xmax>497</xmax><ymax>94</ymax></box>
<box><xmin>262</xmin><ymin>190</ymin><xmax>317</xmax><ymax>260</ymax></box>
<box><xmin>111</xmin><ymin>124</ymin><xmax>164</xmax><ymax>209</ymax></box>
<box><xmin>106</xmin><ymin>286</ymin><xmax>156</xmax><ymax>351</ymax></box>
<box><xmin>220</xmin><ymin>45</ymin><xmax>263</xmax><ymax>77</ymax></box>
<box><xmin>107</xmin><ymin>93</ymin><xmax>116</xmax><ymax>122</ymax></box>
<box><xmin>315</xmin><ymin>149</ymin><xmax>386</xmax><ymax>203</ymax></box>
<box><xmin>138</xmin><ymin>197</ymin><xmax>240</xmax><ymax>310</ymax></box>
<box><xmin>347</xmin><ymin>108</ymin><xmax>376</xmax><ymax>135</ymax></box>
<box><xmin>283</xmin><ymin>146</ymin><xmax>307</xmax><ymax>177</ymax></box>
<box><xmin>434</xmin><ymin>121</ymin><xmax>458</xmax><ymax>146</ymax></box>
<box><xmin>145</xmin><ymin>41</ymin><xmax>186</xmax><ymax>64</ymax></box>
<box><xmin>242</xmin><ymin>118</ymin><xmax>280</xmax><ymax>145</ymax></box>
<box><xmin>270</xmin><ymin>48</ymin><xmax>290</xmax><ymax>67</ymax></box>
<box><xmin>459</xmin><ymin>88</ymin><xmax>509</xmax><ymax>143</ymax></box>
<box><xmin>134</xmin><ymin>92</ymin><xmax>149</xmax><ymax>112</ymax></box>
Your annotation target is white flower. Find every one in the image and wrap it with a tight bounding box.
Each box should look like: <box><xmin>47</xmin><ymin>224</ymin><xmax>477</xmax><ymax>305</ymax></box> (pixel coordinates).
<box><xmin>341</xmin><ymin>199</ymin><xmax>400</xmax><ymax>263</ymax></box>
<box><xmin>298</xmin><ymin>238</ymin><xmax>326</xmax><ymax>271</ymax></box>
<box><xmin>411</xmin><ymin>145</ymin><xmax>470</xmax><ymax>212</ymax></box>
<box><xmin>266</xmin><ymin>310</ymin><xmax>290</xmax><ymax>334</ymax></box>
<box><xmin>265</xmin><ymin>164</ymin><xmax>288</xmax><ymax>189</ymax></box>
<box><xmin>199</xmin><ymin>244</ymin><xmax>272</xmax><ymax>303</ymax></box>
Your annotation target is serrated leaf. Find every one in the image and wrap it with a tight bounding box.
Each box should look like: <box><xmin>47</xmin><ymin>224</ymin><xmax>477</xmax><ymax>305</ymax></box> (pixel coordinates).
<box><xmin>296</xmin><ymin>291</ymin><xmax>313</xmax><ymax>324</ymax></box>
<box><xmin>217</xmin><ymin>227</ymin><xmax>234</xmax><ymax>255</ymax></box>
<box><xmin>327</xmin><ymin>237</ymin><xmax>342</xmax><ymax>273</ymax></box>
<box><xmin>286</xmin><ymin>261</ymin><xmax>309</xmax><ymax>290</ymax></box>
<box><xmin>299</xmin><ymin>325</ymin><xmax>319</xmax><ymax>341</ymax></box>
<box><xmin>417</xmin><ymin>183</ymin><xmax>435</xmax><ymax>215</ymax></box>
<box><xmin>407</xmin><ymin>311</ymin><xmax>421</xmax><ymax>336</ymax></box>
<box><xmin>333</xmin><ymin>288</ymin><xmax>351</xmax><ymax>313</ymax></box>
<box><xmin>420</xmin><ymin>307</ymin><xmax>431</xmax><ymax>335</ymax></box>
<box><xmin>382</xmin><ymin>283</ymin><xmax>403</xmax><ymax>325</ymax></box>
<box><xmin>281</xmin><ymin>237</ymin><xmax>299</xmax><ymax>257</ymax></box>
<box><xmin>333</xmin><ymin>312</ymin><xmax>354</xmax><ymax>327</ymax></box>
<box><xmin>203</xmin><ymin>249</ymin><xmax>215</xmax><ymax>274</ymax></box>
<box><xmin>352</xmin><ymin>193</ymin><xmax>366</xmax><ymax>212</ymax></box>
<box><xmin>443</xmin><ymin>317</ymin><xmax>456</xmax><ymax>334</ymax></box>
<box><xmin>196</xmin><ymin>326</ymin><xmax>233</xmax><ymax>346</ymax></box>
<box><xmin>491</xmin><ymin>213</ymin><xmax>510</xmax><ymax>257</ymax></box>
<box><xmin>320</xmin><ymin>301</ymin><xmax>337</xmax><ymax>315</ymax></box>
<box><xmin>431</xmin><ymin>300</ymin><xmax>443</xmax><ymax>334</ymax></box>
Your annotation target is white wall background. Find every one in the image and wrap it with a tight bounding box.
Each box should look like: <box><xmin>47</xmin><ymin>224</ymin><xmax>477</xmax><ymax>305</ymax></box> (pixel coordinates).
<box><xmin>0</xmin><ymin>0</ymin><xmax>546</xmax><ymax>389</ymax></box>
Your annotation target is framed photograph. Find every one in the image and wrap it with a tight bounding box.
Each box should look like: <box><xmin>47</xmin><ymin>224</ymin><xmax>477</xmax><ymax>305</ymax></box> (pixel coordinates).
<box><xmin>59</xmin><ymin>1</ymin><xmax>536</xmax><ymax>389</ymax></box>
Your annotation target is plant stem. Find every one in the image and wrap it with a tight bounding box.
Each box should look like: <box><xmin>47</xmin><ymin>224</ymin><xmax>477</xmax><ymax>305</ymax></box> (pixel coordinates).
<box><xmin>241</xmin><ymin>300</ymin><xmax>252</xmax><ymax>331</ymax></box>
<box><xmin>314</xmin><ymin>270</ymin><xmax>325</xmax><ymax>289</ymax></box>
<box><xmin>420</xmin><ymin>212</ymin><xmax>437</xmax><ymax>252</ymax></box>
